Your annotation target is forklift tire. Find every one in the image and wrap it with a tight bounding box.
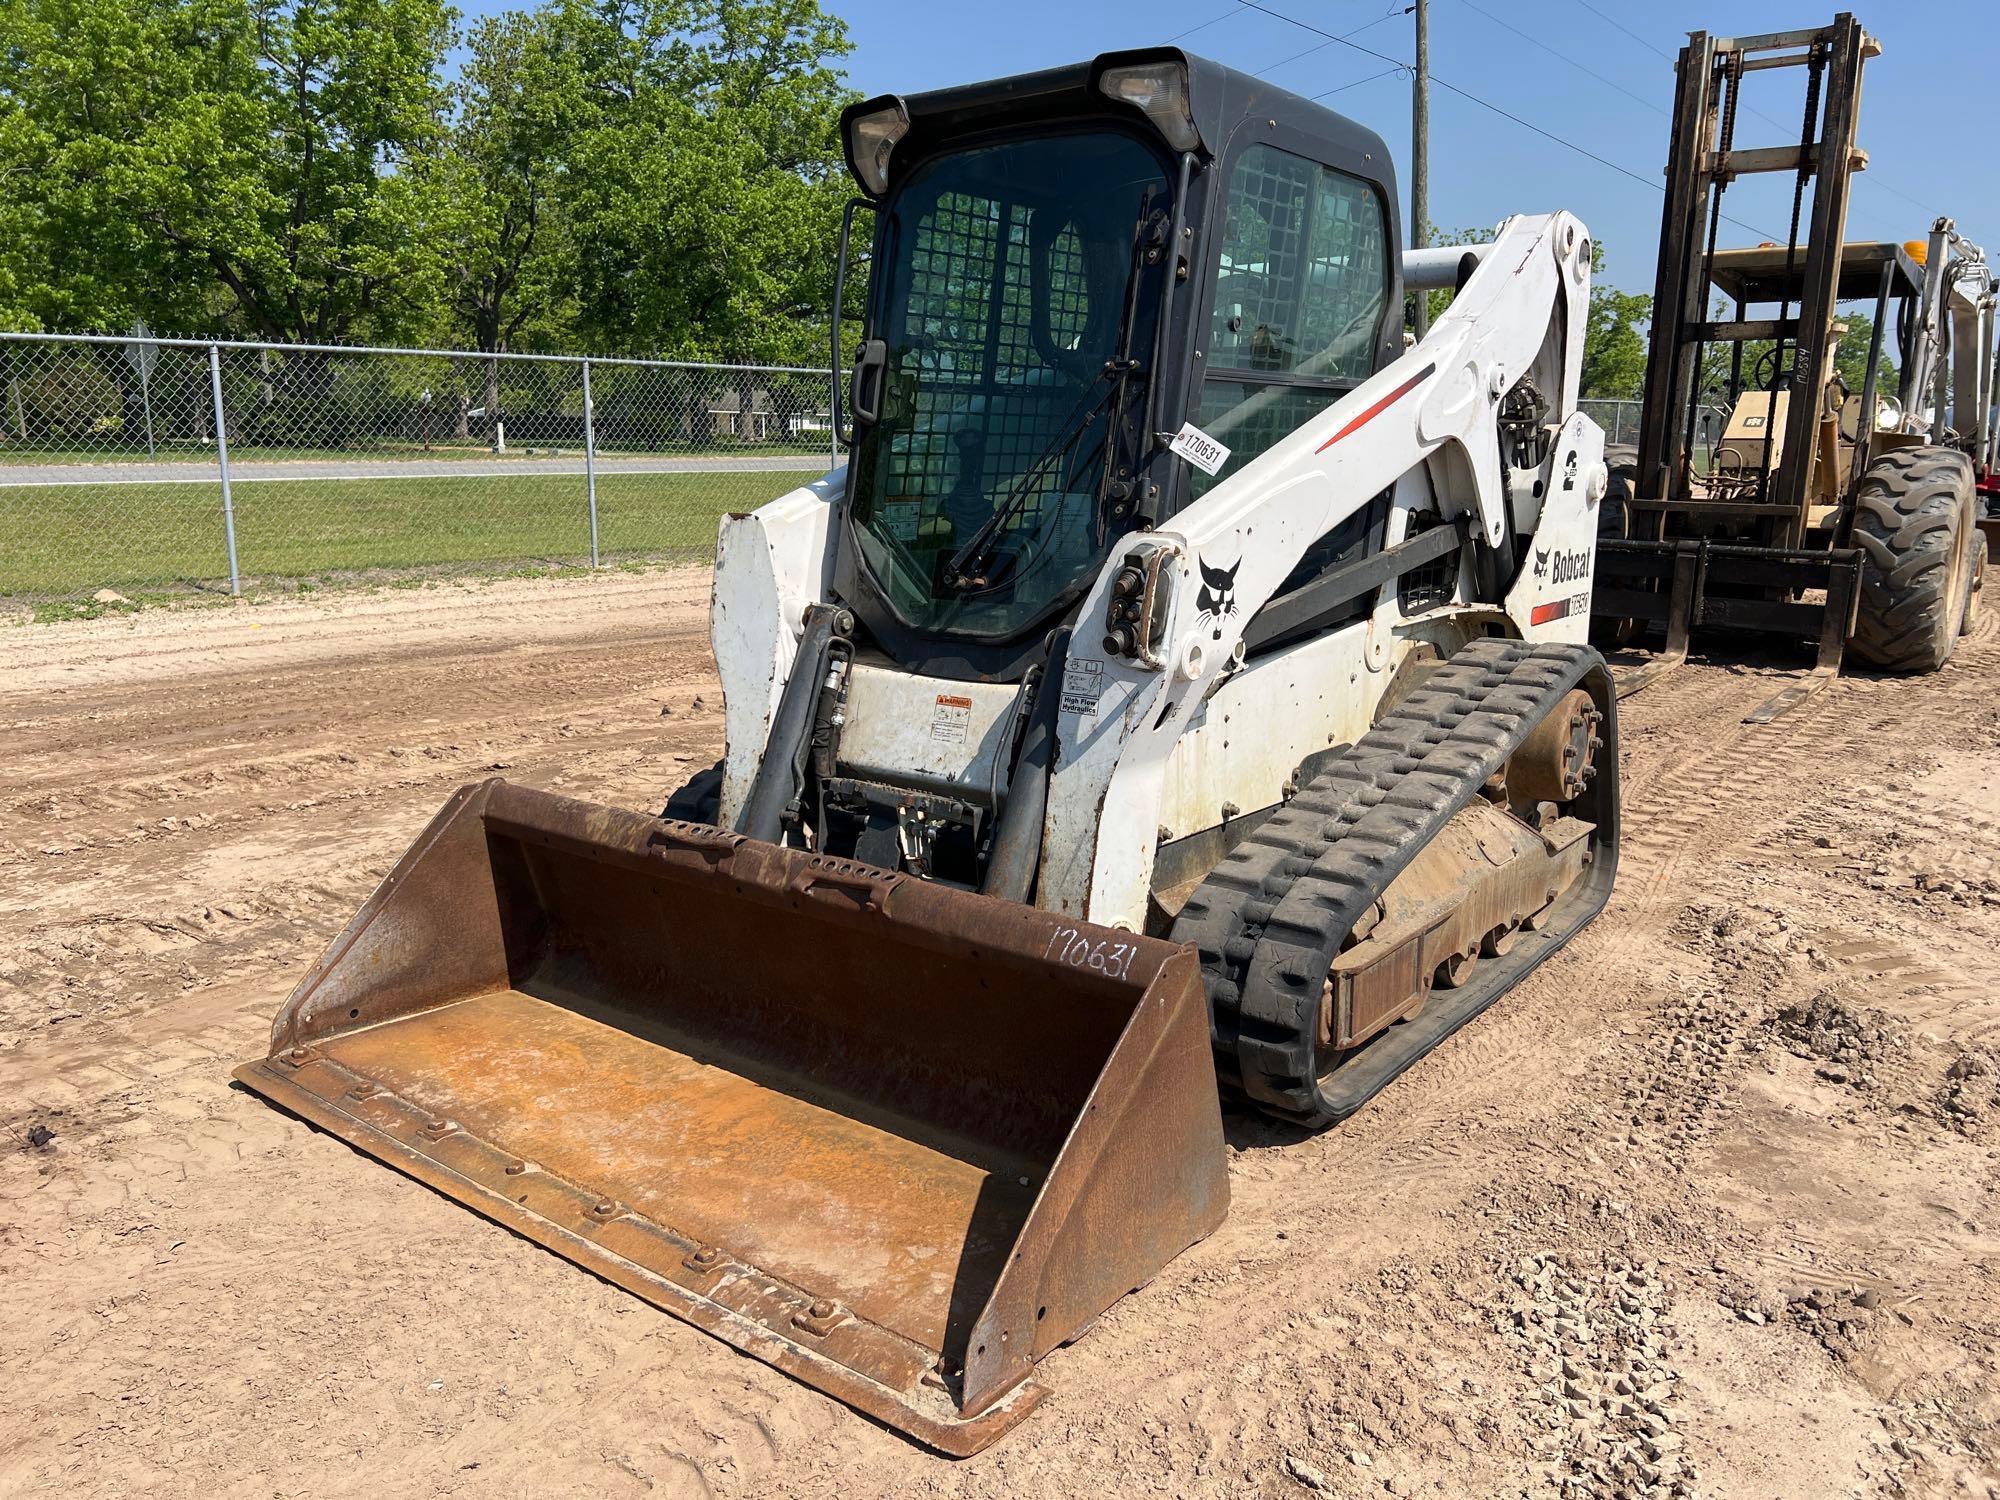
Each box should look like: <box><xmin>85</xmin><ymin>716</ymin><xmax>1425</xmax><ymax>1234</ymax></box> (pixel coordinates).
<box><xmin>1962</xmin><ymin>533</ymin><xmax>1986</xmax><ymax>637</ymax></box>
<box><xmin>662</xmin><ymin>759</ymin><xmax>724</xmax><ymax>825</ymax></box>
<box><xmin>1590</xmin><ymin>444</ymin><xmax>1640</xmax><ymax>649</ymax></box>
<box><xmin>1847</xmin><ymin>447</ymin><xmax>1976</xmax><ymax>673</ymax></box>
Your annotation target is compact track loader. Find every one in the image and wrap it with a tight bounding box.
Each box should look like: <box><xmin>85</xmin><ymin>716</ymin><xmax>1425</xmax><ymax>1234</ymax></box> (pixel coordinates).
<box><xmin>239</xmin><ymin>49</ymin><xmax>1621</xmax><ymax>1452</ymax></box>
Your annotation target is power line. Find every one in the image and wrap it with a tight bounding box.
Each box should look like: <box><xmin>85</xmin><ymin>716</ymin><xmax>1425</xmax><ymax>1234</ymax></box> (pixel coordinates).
<box><xmin>1168</xmin><ymin>3</ymin><xmax>1245</xmax><ymax>44</ymax></box>
<box><xmin>1851</xmin><ymin>176</ymin><xmax>1945</xmax><ymax>224</ymax></box>
<box><xmin>1313</xmin><ymin>65</ymin><xmax>1408</xmax><ymax>100</ymax></box>
<box><xmin>1723</xmin><ymin>101</ymin><xmax>1945</xmax><ymax>225</ymax></box>
<box><xmin>1561</xmin><ymin>1</ymin><xmax>1950</xmax><ymax>231</ymax></box>
<box><xmin>1469</xmin><ymin>0</ymin><xmax>1943</xmax><ymax>236</ymax></box>
<box><xmin>1258</xmin><ymin>6</ymin><xmax>1410</xmax><ymax>78</ymax></box>
<box><xmin>1455</xmin><ymin>0</ymin><xmax>1665</xmax><ymax>117</ymax></box>
<box><xmin>1236</xmin><ymin>0</ymin><xmax>1407</xmax><ymax>71</ymax></box>
<box><xmin>1569</xmin><ymin>0</ymin><xmax>1670</xmax><ymax>62</ymax></box>
<box><xmin>1235</xmin><ymin>0</ymin><xmax>1780</xmax><ymax>240</ymax></box>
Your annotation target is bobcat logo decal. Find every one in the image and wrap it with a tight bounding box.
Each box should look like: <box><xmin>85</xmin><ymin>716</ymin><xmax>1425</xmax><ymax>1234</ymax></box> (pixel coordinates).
<box><xmin>1534</xmin><ymin>546</ymin><xmax>1592</xmax><ymax>585</ymax></box>
<box><xmin>1196</xmin><ymin>556</ymin><xmax>1240</xmax><ymax>640</ymax></box>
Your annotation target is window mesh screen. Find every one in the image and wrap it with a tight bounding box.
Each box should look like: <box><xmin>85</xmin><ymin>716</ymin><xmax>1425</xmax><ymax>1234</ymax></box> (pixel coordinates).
<box><xmin>1193</xmin><ymin>146</ymin><xmax>1390</xmax><ymax>495</ymax></box>
<box><xmin>1187</xmin><ymin>381</ymin><xmax>1341</xmax><ymax>499</ymax></box>
<box><xmin>906</xmin><ymin>192</ymin><xmax>1003</xmax><ymax>381</ymax></box>
<box><xmin>844</xmin><ymin>131</ymin><xmax>1167</xmax><ymax>638</ymax></box>
<box><xmin>1208</xmin><ymin>145</ymin><xmax>1387</xmax><ymax>380</ymax></box>
<box><xmin>877</xmin><ymin>194</ymin><xmax>1101</xmax><ymax>547</ymax></box>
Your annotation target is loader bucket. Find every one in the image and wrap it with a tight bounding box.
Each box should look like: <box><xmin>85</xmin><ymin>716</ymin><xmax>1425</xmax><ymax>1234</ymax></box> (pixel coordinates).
<box><xmin>234</xmin><ymin>780</ymin><xmax>1228</xmax><ymax>1454</ymax></box>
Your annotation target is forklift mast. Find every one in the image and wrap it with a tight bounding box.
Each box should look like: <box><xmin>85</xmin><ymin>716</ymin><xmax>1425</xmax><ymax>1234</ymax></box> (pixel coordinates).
<box><xmin>1636</xmin><ymin>14</ymin><xmax>1875</xmax><ymax>539</ymax></box>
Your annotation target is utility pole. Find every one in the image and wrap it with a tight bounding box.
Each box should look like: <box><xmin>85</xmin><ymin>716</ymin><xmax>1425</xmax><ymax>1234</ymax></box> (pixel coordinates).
<box><xmin>1411</xmin><ymin>0</ymin><xmax>1431</xmax><ymax>340</ymax></box>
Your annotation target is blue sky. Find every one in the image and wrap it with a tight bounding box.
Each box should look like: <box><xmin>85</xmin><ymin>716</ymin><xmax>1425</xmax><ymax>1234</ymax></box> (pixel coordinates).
<box><xmin>462</xmin><ymin>0</ymin><xmax>1998</xmax><ymax>296</ymax></box>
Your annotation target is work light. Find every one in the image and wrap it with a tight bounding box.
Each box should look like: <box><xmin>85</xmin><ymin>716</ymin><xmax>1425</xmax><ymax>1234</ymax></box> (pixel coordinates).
<box><xmin>845</xmin><ymin>99</ymin><xmax>911</xmax><ymax>196</ymax></box>
<box><xmin>1098</xmin><ymin>61</ymin><xmax>1199</xmax><ymax>152</ymax></box>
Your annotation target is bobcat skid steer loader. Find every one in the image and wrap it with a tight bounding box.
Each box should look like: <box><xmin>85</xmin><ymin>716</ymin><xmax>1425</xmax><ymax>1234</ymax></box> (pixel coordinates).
<box><xmin>238</xmin><ymin>49</ymin><xmax>1621</xmax><ymax>1454</ymax></box>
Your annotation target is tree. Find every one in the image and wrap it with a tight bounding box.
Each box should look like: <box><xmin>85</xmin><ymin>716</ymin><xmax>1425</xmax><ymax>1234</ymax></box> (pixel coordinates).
<box><xmin>402</xmin><ymin>5</ymin><xmax>595</xmax><ymax>440</ymax></box>
<box><xmin>556</xmin><ymin>0</ymin><xmax>857</xmax><ymax>365</ymax></box>
<box><xmin>0</xmin><ymin>0</ymin><xmax>863</xmax><ymax>387</ymax></box>
<box><xmin>412</xmin><ymin>7</ymin><xmax>586</xmax><ymax>357</ymax></box>
<box><xmin>1579</xmin><ymin>286</ymin><xmax>1651</xmax><ymax>401</ymax></box>
<box><xmin>0</xmin><ymin>0</ymin><xmax>454</xmax><ymax>344</ymax></box>
<box><xmin>0</xmin><ymin>0</ymin><xmax>244</xmax><ymax>333</ymax></box>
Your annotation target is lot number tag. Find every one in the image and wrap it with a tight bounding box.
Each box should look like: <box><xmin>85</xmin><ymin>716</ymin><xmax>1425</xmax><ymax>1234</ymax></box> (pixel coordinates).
<box><xmin>1169</xmin><ymin>421</ymin><xmax>1231</xmax><ymax>477</ymax></box>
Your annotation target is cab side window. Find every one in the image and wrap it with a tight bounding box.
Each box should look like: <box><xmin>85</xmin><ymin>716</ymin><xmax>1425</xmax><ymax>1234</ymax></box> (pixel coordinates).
<box><xmin>1193</xmin><ymin>144</ymin><xmax>1389</xmax><ymax>492</ymax></box>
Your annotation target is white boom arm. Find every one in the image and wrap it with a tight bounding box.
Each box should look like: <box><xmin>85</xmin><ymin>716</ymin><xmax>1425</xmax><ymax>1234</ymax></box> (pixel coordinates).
<box><xmin>1040</xmin><ymin>211</ymin><xmax>1604</xmax><ymax>923</ymax></box>
<box><xmin>1897</xmin><ymin>218</ymin><xmax>1996</xmax><ymax>446</ymax></box>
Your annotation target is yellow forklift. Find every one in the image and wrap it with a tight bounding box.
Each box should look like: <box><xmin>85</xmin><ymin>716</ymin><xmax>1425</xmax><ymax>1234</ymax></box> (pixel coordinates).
<box><xmin>1594</xmin><ymin>14</ymin><xmax>1992</xmax><ymax>721</ymax></box>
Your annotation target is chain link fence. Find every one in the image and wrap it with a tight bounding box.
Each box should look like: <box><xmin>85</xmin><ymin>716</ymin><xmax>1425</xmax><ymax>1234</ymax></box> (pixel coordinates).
<box><xmin>0</xmin><ymin>331</ymin><xmax>838</xmax><ymax>615</ymax></box>
<box><xmin>1580</xmin><ymin>397</ymin><xmax>1730</xmax><ymax>456</ymax></box>
<box><xmin>0</xmin><ymin>337</ymin><xmax>1745</xmax><ymax>619</ymax></box>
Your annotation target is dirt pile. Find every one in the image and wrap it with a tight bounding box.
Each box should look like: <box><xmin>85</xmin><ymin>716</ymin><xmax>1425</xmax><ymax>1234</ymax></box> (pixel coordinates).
<box><xmin>1933</xmin><ymin>1048</ymin><xmax>1999</xmax><ymax>1137</ymax></box>
<box><xmin>1764</xmin><ymin>989</ymin><xmax>1906</xmax><ymax>1089</ymax></box>
<box><xmin>1505</xmin><ymin>1254</ymin><xmax>1694</xmax><ymax>1499</ymax></box>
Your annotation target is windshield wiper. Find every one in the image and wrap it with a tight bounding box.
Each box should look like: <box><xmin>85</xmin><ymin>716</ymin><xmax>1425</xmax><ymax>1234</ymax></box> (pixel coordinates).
<box><xmin>942</xmin><ymin>192</ymin><xmax>1167</xmax><ymax>594</ymax></box>
<box><xmin>941</xmin><ymin>366</ymin><xmax>1128</xmax><ymax>592</ymax></box>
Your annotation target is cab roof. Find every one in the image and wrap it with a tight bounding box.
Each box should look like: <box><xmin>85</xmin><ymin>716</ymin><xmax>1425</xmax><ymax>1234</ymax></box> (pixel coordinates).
<box><xmin>842</xmin><ymin>47</ymin><xmax>1395</xmax><ymax>196</ymax></box>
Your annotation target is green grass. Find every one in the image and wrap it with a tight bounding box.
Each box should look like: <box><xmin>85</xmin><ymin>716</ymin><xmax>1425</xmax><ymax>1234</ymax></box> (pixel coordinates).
<box><xmin>0</xmin><ymin>468</ymin><xmax>805</xmax><ymax>602</ymax></box>
<box><xmin>0</xmin><ymin>438</ymin><xmax>834</xmax><ymax>467</ymax></box>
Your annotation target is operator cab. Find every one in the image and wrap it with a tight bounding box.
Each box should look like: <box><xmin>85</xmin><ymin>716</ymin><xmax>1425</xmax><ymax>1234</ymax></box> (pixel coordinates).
<box><xmin>831</xmin><ymin>50</ymin><xmax>1405</xmax><ymax>679</ymax></box>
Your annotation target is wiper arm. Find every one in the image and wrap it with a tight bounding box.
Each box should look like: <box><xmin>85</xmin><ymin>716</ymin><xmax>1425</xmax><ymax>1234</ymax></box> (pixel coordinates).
<box><xmin>942</xmin><ymin>364</ymin><xmax>1130</xmax><ymax>592</ymax></box>
<box><xmin>943</xmin><ymin>192</ymin><xmax>1169</xmax><ymax>595</ymax></box>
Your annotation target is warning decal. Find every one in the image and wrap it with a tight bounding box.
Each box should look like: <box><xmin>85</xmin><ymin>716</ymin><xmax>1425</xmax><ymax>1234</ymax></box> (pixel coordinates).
<box><xmin>930</xmin><ymin>692</ymin><xmax>972</xmax><ymax>745</ymax></box>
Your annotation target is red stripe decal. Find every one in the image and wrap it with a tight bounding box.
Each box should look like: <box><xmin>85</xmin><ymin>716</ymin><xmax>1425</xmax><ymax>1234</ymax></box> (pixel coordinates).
<box><xmin>1314</xmin><ymin>362</ymin><xmax>1437</xmax><ymax>453</ymax></box>
<box><xmin>1530</xmin><ymin>598</ymin><xmax>1579</xmax><ymax>625</ymax></box>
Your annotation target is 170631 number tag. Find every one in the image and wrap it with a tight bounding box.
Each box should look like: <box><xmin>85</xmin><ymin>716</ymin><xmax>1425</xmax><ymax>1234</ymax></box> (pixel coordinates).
<box><xmin>1168</xmin><ymin>421</ymin><xmax>1231</xmax><ymax>477</ymax></box>
<box><xmin>1043</xmin><ymin>924</ymin><xmax>1137</xmax><ymax>980</ymax></box>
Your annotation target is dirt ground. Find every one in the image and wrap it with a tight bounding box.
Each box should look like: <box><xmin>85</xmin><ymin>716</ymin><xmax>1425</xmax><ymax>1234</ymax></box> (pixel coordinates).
<box><xmin>4</xmin><ymin>572</ymin><xmax>1997</xmax><ymax>1499</ymax></box>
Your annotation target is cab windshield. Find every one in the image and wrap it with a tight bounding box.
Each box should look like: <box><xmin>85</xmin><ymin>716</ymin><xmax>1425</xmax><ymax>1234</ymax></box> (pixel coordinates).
<box><xmin>848</xmin><ymin>130</ymin><xmax>1170</xmax><ymax>639</ymax></box>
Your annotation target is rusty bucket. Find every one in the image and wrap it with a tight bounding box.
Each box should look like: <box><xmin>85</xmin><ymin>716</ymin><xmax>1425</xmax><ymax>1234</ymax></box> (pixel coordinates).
<box><xmin>235</xmin><ymin>780</ymin><xmax>1228</xmax><ymax>1453</ymax></box>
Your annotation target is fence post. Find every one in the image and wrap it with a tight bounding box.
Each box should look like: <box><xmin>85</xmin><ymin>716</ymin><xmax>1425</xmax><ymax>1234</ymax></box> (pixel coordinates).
<box><xmin>582</xmin><ymin>358</ymin><xmax>600</xmax><ymax>568</ymax></box>
<box><xmin>208</xmin><ymin>344</ymin><xmax>241</xmax><ymax>597</ymax></box>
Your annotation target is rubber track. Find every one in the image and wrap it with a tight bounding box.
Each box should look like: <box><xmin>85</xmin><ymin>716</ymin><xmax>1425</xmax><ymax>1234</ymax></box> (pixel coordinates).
<box><xmin>1173</xmin><ymin>637</ymin><xmax>1615</xmax><ymax>1125</ymax></box>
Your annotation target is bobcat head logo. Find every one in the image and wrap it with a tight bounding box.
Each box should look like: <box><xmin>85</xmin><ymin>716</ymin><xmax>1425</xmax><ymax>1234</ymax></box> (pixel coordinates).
<box><xmin>1533</xmin><ymin>546</ymin><xmax>1551</xmax><ymax>580</ymax></box>
<box><xmin>1196</xmin><ymin>556</ymin><xmax>1240</xmax><ymax>640</ymax></box>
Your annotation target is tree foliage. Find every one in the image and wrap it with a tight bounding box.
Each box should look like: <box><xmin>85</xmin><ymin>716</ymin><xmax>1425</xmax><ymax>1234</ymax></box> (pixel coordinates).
<box><xmin>0</xmin><ymin>0</ymin><xmax>457</xmax><ymax>341</ymax></box>
<box><xmin>0</xmin><ymin>0</ymin><xmax>857</xmax><ymax>358</ymax></box>
<box><xmin>408</xmin><ymin>5</ymin><xmax>587</xmax><ymax>356</ymax></box>
<box><xmin>553</xmin><ymin>0</ymin><xmax>854</xmax><ymax>362</ymax></box>
<box><xmin>1580</xmin><ymin>285</ymin><xmax>1651</xmax><ymax>401</ymax></box>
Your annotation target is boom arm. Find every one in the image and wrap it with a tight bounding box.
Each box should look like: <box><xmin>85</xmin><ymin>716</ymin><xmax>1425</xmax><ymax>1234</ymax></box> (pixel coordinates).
<box><xmin>1897</xmin><ymin>218</ymin><xmax>1996</xmax><ymax>444</ymax></box>
<box><xmin>1040</xmin><ymin>211</ymin><xmax>1606</xmax><ymax>925</ymax></box>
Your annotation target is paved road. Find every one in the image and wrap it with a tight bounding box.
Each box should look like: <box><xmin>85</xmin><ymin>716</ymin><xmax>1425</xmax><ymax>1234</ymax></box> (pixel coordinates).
<box><xmin>0</xmin><ymin>453</ymin><xmax>834</xmax><ymax>485</ymax></box>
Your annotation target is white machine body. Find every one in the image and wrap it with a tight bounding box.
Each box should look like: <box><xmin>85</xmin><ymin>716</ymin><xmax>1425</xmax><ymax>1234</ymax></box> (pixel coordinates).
<box><xmin>708</xmin><ymin>212</ymin><xmax>1607</xmax><ymax>931</ymax></box>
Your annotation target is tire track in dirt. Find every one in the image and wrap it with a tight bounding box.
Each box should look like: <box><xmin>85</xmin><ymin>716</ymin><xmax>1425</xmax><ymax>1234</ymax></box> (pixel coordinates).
<box><xmin>1262</xmin><ymin>625</ymin><xmax>1999</xmax><ymax>1225</ymax></box>
<box><xmin>4</xmin><ymin>578</ymin><xmax>1997</xmax><ymax>1499</ymax></box>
